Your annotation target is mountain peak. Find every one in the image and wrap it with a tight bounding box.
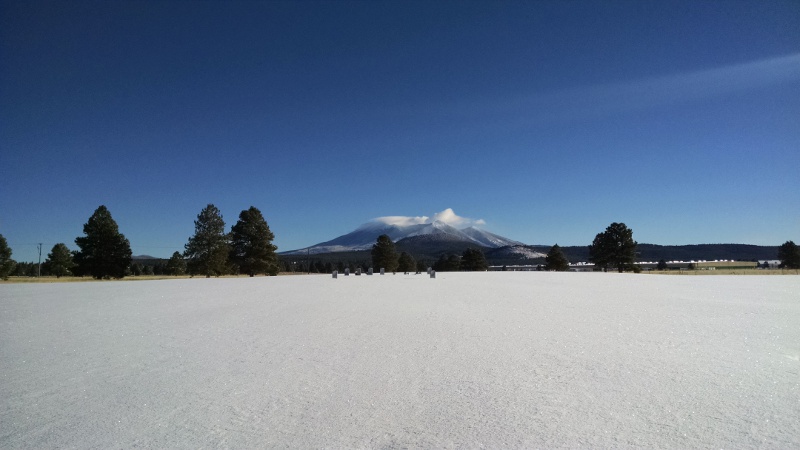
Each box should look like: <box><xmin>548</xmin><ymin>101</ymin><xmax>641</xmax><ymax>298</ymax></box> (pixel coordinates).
<box><xmin>281</xmin><ymin>213</ymin><xmax>524</xmax><ymax>255</ymax></box>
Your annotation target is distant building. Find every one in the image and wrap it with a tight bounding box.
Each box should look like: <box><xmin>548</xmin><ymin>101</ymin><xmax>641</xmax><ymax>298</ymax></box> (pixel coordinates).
<box><xmin>757</xmin><ymin>260</ymin><xmax>781</xmax><ymax>269</ymax></box>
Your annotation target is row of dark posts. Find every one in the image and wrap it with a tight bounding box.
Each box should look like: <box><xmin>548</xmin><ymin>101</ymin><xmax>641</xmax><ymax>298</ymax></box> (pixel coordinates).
<box><xmin>332</xmin><ymin>267</ymin><xmax>435</xmax><ymax>278</ymax></box>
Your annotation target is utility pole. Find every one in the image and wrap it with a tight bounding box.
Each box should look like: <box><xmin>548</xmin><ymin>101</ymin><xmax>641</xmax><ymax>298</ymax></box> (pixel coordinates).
<box><xmin>37</xmin><ymin>243</ymin><xmax>42</xmax><ymax>277</ymax></box>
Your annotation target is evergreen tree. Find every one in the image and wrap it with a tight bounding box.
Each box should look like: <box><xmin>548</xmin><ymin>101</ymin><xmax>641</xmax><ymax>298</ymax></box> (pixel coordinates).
<box><xmin>166</xmin><ymin>251</ymin><xmax>187</xmax><ymax>275</ymax></box>
<box><xmin>545</xmin><ymin>244</ymin><xmax>570</xmax><ymax>271</ymax></box>
<box><xmin>397</xmin><ymin>252</ymin><xmax>416</xmax><ymax>273</ymax></box>
<box><xmin>433</xmin><ymin>254</ymin><xmax>461</xmax><ymax>272</ymax></box>
<box><xmin>74</xmin><ymin>205</ymin><xmax>132</xmax><ymax>279</ymax></box>
<box><xmin>656</xmin><ymin>259</ymin><xmax>668</xmax><ymax>271</ymax></box>
<box><xmin>229</xmin><ymin>206</ymin><xmax>279</xmax><ymax>276</ymax></box>
<box><xmin>588</xmin><ymin>222</ymin><xmax>637</xmax><ymax>273</ymax></box>
<box><xmin>461</xmin><ymin>248</ymin><xmax>488</xmax><ymax>271</ymax></box>
<box><xmin>13</xmin><ymin>261</ymin><xmax>32</xmax><ymax>277</ymax></box>
<box><xmin>130</xmin><ymin>263</ymin><xmax>143</xmax><ymax>276</ymax></box>
<box><xmin>0</xmin><ymin>234</ymin><xmax>16</xmax><ymax>280</ymax></box>
<box><xmin>371</xmin><ymin>234</ymin><xmax>399</xmax><ymax>272</ymax></box>
<box><xmin>46</xmin><ymin>243</ymin><xmax>76</xmax><ymax>278</ymax></box>
<box><xmin>184</xmin><ymin>204</ymin><xmax>229</xmax><ymax>277</ymax></box>
<box><xmin>432</xmin><ymin>255</ymin><xmax>446</xmax><ymax>271</ymax></box>
<box><xmin>447</xmin><ymin>254</ymin><xmax>461</xmax><ymax>271</ymax></box>
<box><xmin>777</xmin><ymin>240</ymin><xmax>800</xmax><ymax>269</ymax></box>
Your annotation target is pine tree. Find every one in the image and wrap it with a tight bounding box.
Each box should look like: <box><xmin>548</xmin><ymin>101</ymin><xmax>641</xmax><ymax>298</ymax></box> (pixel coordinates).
<box><xmin>74</xmin><ymin>205</ymin><xmax>132</xmax><ymax>279</ymax></box>
<box><xmin>397</xmin><ymin>252</ymin><xmax>416</xmax><ymax>273</ymax></box>
<box><xmin>777</xmin><ymin>240</ymin><xmax>800</xmax><ymax>269</ymax></box>
<box><xmin>461</xmin><ymin>248</ymin><xmax>488</xmax><ymax>271</ymax></box>
<box><xmin>447</xmin><ymin>254</ymin><xmax>461</xmax><ymax>271</ymax></box>
<box><xmin>46</xmin><ymin>243</ymin><xmax>75</xmax><ymax>278</ymax></box>
<box><xmin>165</xmin><ymin>251</ymin><xmax>187</xmax><ymax>275</ymax></box>
<box><xmin>545</xmin><ymin>244</ymin><xmax>570</xmax><ymax>271</ymax></box>
<box><xmin>184</xmin><ymin>204</ymin><xmax>229</xmax><ymax>277</ymax></box>
<box><xmin>588</xmin><ymin>222</ymin><xmax>637</xmax><ymax>273</ymax></box>
<box><xmin>371</xmin><ymin>234</ymin><xmax>399</xmax><ymax>272</ymax></box>
<box><xmin>230</xmin><ymin>206</ymin><xmax>279</xmax><ymax>276</ymax></box>
<box><xmin>130</xmin><ymin>263</ymin><xmax>143</xmax><ymax>276</ymax></box>
<box><xmin>434</xmin><ymin>254</ymin><xmax>461</xmax><ymax>272</ymax></box>
<box><xmin>656</xmin><ymin>259</ymin><xmax>668</xmax><ymax>271</ymax></box>
<box><xmin>0</xmin><ymin>234</ymin><xmax>16</xmax><ymax>280</ymax></box>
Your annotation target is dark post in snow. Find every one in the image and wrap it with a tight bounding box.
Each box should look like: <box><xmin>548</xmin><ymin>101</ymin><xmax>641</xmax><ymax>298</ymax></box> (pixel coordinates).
<box><xmin>430</xmin><ymin>270</ymin><xmax>436</xmax><ymax>279</ymax></box>
<box><xmin>380</xmin><ymin>268</ymin><xmax>385</xmax><ymax>275</ymax></box>
<box><xmin>332</xmin><ymin>270</ymin><xmax>337</xmax><ymax>279</ymax></box>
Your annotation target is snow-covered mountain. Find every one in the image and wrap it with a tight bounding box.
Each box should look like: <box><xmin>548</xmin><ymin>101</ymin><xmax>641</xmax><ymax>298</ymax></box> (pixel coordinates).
<box><xmin>485</xmin><ymin>245</ymin><xmax>548</xmax><ymax>260</ymax></box>
<box><xmin>283</xmin><ymin>219</ymin><xmax>523</xmax><ymax>255</ymax></box>
<box><xmin>460</xmin><ymin>227</ymin><xmax>524</xmax><ymax>248</ymax></box>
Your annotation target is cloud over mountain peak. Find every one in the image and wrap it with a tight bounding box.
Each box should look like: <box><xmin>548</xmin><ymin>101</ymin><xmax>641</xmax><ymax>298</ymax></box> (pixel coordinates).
<box><xmin>368</xmin><ymin>208</ymin><xmax>485</xmax><ymax>230</ymax></box>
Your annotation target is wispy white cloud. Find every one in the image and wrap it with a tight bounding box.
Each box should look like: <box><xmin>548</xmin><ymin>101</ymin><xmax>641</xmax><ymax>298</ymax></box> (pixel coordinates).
<box><xmin>369</xmin><ymin>208</ymin><xmax>486</xmax><ymax>229</ymax></box>
<box><xmin>370</xmin><ymin>215</ymin><xmax>430</xmax><ymax>227</ymax></box>
<box><xmin>481</xmin><ymin>53</ymin><xmax>800</xmax><ymax>124</ymax></box>
<box><xmin>432</xmin><ymin>208</ymin><xmax>486</xmax><ymax>228</ymax></box>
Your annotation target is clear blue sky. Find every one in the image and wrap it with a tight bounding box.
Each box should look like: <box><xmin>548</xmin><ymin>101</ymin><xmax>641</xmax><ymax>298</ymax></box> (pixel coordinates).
<box><xmin>2</xmin><ymin>0</ymin><xmax>798</xmax><ymax>262</ymax></box>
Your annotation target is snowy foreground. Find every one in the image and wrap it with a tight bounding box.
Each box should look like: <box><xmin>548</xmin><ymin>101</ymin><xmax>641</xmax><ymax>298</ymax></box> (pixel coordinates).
<box><xmin>1</xmin><ymin>273</ymin><xmax>798</xmax><ymax>448</ymax></box>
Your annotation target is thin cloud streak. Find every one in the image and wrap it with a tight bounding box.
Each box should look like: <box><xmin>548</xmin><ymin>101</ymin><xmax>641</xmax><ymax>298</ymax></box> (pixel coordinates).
<box><xmin>472</xmin><ymin>53</ymin><xmax>800</xmax><ymax>125</ymax></box>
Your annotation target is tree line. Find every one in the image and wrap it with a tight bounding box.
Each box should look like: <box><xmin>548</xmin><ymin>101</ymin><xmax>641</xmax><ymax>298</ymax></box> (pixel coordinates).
<box><xmin>0</xmin><ymin>204</ymin><xmax>280</xmax><ymax>280</ymax></box>
<box><xmin>182</xmin><ymin>204</ymin><xmax>279</xmax><ymax>277</ymax></box>
<box><xmin>2</xmin><ymin>215</ymin><xmax>799</xmax><ymax>281</ymax></box>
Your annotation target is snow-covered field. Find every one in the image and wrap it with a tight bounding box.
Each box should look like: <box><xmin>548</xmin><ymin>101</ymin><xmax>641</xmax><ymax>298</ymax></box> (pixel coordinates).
<box><xmin>1</xmin><ymin>272</ymin><xmax>798</xmax><ymax>448</ymax></box>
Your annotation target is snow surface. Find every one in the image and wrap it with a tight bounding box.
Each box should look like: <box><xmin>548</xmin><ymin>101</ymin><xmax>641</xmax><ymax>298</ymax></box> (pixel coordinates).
<box><xmin>1</xmin><ymin>273</ymin><xmax>798</xmax><ymax>448</ymax></box>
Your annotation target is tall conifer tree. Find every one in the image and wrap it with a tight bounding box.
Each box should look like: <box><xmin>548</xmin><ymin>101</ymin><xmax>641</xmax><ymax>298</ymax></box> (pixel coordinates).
<box><xmin>588</xmin><ymin>222</ymin><xmax>637</xmax><ymax>273</ymax></box>
<box><xmin>184</xmin><ymin>204</ymin><xmax>229</xmax><ymax>277</ymax></box>
<box><xmin>74</xmin><ymin>205</ymin><xmax>132</xmax><ymax>279</ymax></box>
<box><xmin>0</xmin><ymin>234</ymin><xmax>15</xmax><ymax>280</ymax></box>
<box><xmin>230</xmin><ymin>206</ymin><xmax>279</xmax><ymax>276</ymax></box>
<box><xmin>545</xmin><ymin>244</ymin><xmax>570</xmax><ymax>271</ymax></box>
<box><xmin>397</xmin><ymin>252</ymin><xmax>416</xmax><ymax>273</ymax></box>
<box><xmin>166</xmin><ymin>251</ymin><xmax>187</xmax><ymax>275</ymax></box>
<box><xmin>777</xmin><ymin>240</ymin><xmax>800</xmax><ymax>269</ymax></box>
<box><xmin>461</xmin><ymin>248</ymin><xmax>488</xmax><ymax>271</ymax></box>
<box><xmin>46</xmin><ymin>243</ymin><xmax>76</xmax><ymax>278</ymax></box>
<box><xmin>371</xmin><ymin>234</ymin><xmax>399</xmax><ymax>272</ymax></box>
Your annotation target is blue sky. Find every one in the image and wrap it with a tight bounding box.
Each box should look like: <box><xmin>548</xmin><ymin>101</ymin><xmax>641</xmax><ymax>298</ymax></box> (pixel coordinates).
<box><xmin>2</xmin><ymin>0</ymin><xmax>798</xmax><ymax>262</ymax></box>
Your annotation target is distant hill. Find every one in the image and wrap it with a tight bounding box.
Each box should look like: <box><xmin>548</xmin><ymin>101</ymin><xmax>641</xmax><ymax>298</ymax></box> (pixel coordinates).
<box><xmin>634</xmin><ymin>243</ymin><xmax>779</xmax><ymax>262</ymax></box>
<box><xmin>132</xmin><ymin>255</ymin><xmax>159</xmax><ymax>260</ymax></box>
<box><xmin>132</xmin><ymin>255</ymin><xmax>167</xmax><ymax>265</ymax></box>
